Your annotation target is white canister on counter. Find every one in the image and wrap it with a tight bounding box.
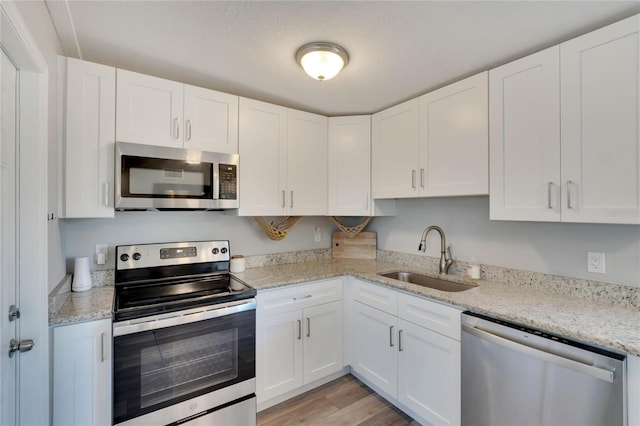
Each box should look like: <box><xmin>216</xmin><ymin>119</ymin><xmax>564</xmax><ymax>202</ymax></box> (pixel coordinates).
<box><xmin>72</xmin><ymin>257</ymin><xmax>92</xmax><ymax>292</ymax></box>
<box><xmin>465</xmin><ymin>257</ymin><xmax>481</xmax><ymax>280</ymax></box>
<box><xmin>230</xmin><ymin>255</ymin><xmax>246</xmax><ymax>273</ymax></box>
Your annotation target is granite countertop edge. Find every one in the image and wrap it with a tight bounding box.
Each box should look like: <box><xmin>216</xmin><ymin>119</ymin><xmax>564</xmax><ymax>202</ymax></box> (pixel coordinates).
<box><xmin>49</xmin><ymin>259</ymin><xmax>640</xmax><ymax>356</ymax></box>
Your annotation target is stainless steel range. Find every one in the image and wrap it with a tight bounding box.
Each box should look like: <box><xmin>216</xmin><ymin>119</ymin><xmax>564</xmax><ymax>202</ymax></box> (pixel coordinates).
<box><xmin>112</xmin><ymin>240</ymin><xmax>256</xmax><ymax>426</ymax></box>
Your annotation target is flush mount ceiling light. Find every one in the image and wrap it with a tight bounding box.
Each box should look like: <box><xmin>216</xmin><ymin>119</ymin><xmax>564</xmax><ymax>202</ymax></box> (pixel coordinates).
<box><xmin>296</xmin><ymin>42</ymin><xmax>349</xmax><ymax>81</ymax></box>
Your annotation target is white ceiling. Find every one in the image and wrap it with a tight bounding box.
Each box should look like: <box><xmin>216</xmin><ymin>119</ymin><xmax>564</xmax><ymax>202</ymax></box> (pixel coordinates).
<box><xmin>46</xmin><ymin>1</ymin><xmax>640</xmax><ymax>116</ymax></box>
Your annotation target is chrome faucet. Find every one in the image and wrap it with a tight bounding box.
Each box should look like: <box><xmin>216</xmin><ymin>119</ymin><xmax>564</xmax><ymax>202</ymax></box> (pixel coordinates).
<box><xmin>418</xmin><ymin>225</ymin><xmax>454</xmax><ymax>274</ymax></box>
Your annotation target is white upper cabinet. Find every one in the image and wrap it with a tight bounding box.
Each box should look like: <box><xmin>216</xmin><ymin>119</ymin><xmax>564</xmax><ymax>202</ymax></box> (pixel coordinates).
<box><xmin>238</xmin><ymin>97</ymin><xmax>287</xmax><ymax>216</ymax></box>
<box><xmin>116</xmin><ymin>69</ymin><xmax>238</xmax><ymax>153</ymax></box>
<box><xmin>328</xmin><ymin>116</ymin><xmax>395</xmax><ymax>216</ymax></box>
<box><xmin>372</xmin><ymin>98</ymin><xmax>421</xmax><ymax>199</ymax></box>
<box><xmin>491</xmin><ymin>15</ymin><xmax>640</xmax><ymax>224</ymax></box>
<box><xmin>287</xmin><ymin>109</ymin><xmax>328</xmax><ymax>215</ymax></box>
<box><xmin>238</xmin><ymin>98</ymin><xmax>327</xmax><ymax>216</ymax></box>
<box><xmin>61</xmin><ymin>57</ymin><xmax>116</xmax><ymax>218</ymax></box>
<box><xmin>560</xmin><ymin>14</ymin><xmax>640</xmax><ymax>224</ymax></box>
<box><xmin>372</xmin><ymin>72</ymin><xmax>488</xmax><ymax>199</ymax></box>
<box><xmin>419</xmin><ymin>72</ymin><xmax>488</xmax><ymax>197</ymax></box>
<box><xmin>489</xmin><ymin>47</ymin><xmax>561</xmax><ymax>222</ymax></box>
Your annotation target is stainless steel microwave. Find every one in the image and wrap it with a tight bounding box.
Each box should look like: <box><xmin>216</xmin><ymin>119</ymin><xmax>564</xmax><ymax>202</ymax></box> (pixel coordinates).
<box><xmin>115</xmin><ymin>142</ymin><xmax>239</xmax><ymax>210</ymax></box>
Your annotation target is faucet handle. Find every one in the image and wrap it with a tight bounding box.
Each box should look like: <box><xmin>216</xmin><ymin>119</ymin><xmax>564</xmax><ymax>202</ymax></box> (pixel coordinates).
<box><xmin>445</xmin><ymin>246</ymin><xmax>454</xmax><ymax>273</ymax></box>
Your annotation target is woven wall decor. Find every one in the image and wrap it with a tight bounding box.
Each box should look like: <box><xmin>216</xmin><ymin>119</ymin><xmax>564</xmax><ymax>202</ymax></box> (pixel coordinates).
<box><xmin>330</xmin><ymin>216</ymin><xmax>373</xmax><ymax>238</ymax></box>
<box><xmin>254</xmin><ymin>216</ymin><xmax>302</xmax><ymax>240</ymax></box>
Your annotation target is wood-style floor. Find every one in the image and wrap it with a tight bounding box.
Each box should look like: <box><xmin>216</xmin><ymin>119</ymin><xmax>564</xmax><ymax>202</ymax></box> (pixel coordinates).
<box><xmin>257</xmin><ymin>375</ymin><xmax>420</xmax><ymax>426</ymax></box>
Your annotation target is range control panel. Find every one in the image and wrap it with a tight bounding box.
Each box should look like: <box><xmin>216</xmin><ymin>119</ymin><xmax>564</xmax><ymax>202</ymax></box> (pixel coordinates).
<box><xmin>116</xmin><ymin>240</ymin><xmax>230</xmax><ymax>270</ymax></box>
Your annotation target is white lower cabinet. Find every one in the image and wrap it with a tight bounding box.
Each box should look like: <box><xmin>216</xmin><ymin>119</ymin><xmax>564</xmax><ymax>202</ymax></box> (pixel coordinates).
<box><xmin>256</xmin><ymin>279</ymin><xmax>344</xmax><ymax>406</ymax></box>
<box><xmin>53</xmin><ymin>319</ymin><xmax>112</xmax><ymax>426</ymax></box>
<box><xmin>350</xmin><ymin>279</ymin><xmax>461</xmax><ymax>426</ymax></box>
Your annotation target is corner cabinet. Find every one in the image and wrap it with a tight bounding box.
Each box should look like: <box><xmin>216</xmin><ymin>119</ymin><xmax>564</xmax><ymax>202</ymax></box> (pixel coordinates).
<box><xmin>116</xmin><ymin>69</ymin><xmax>238</xmax><ymax>153</ymax></box>
<box><xmin>60</xmin><ymin>57</ymin><xmax>115</xmax><ymax>218</ymax></box>
<box><xmin>372</xmin><ymin>72</ymin><xmax>488</xmax><ymax>199</ymax></box>
<box><xmin>350</xmin><ymin>279</ymin><xmax>462</xmax><ymax>426</ymax></box>
<box><xmin>53</xmin><ymin>319</ymin><xmax>112</xmax><ymax>426</ymax></box>
<box><xmin>256</xmin><ymin>279</ymin><xmax>344</xmax><ymax>409</ymax></box>
<box><xmin>490</xmin><ymin>14</ymin><xmax>640</xmax><ymax>224</ymax></box>
<box><xmin>238</xmin><ymin>97</ymin><xmax>327</xmax><ymax>216</ymax></box>
<box><xmin>328</xmin><ymin>116</ymin><xmax>395</xmax><ymax>216</ymax></box>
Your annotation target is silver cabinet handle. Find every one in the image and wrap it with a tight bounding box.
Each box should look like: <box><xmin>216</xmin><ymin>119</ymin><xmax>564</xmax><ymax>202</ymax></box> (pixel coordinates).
<box><xmin>365</xmin><ymin>193</ymin><xmax>369</xmax><ymax>211</ymax></box>
<box><xmin>282</xmin><ymin>190</ymin><xmax>286</xmax><ymax>208</ymax></box>
<box><xmin>389</xmin><ymin>325</ymin><xmax>394</xmax><ymax>347</ymax></box>
<box><xmin>186</xmin><ymin>119</ymin><xmax>192</xmax><ymax>140</ymax></box>
<box><xmin>567</xmin><ymin>181</ymin><xmax>574</xmax><ymax>209</ymax></box>
<box><xmin>293</xmin><ymin>294</ymin><xmax>312</xmax><ymax>301</ymax></box>
<box><xmin>398</xmin><ymin>329</ymin><xmax>403</xmax><ymax>352</ymax></box>
<box><xmin>547</xmin><ymin>182</ymin><xmax>553</xmax><ymax>209</ymax></box>
<box><xmin>462</xmin><ymin>324</ymin><xmax>614</xmax><ymax>382</ymax></box>
<box><xmin>420</xmin><ymin>168</ymin><xmax>425</xmax><ymax>188</ymax></box>
<box><xmin>103</xmin><ymin>182</ymin><xmax>110</xmax><ymax>207</ymax></box>
<box><xmin>290</xmin><ymin>191</ymin><xmax>294</xmax><ymax>209</ymax></box>
<box><xmin>306</xmin><ymin>317</ymin><xmax>311</xmax><ymax>338</ymax></box>
<box><xmin>100</xmin><ymin>332</ymin><xmax>105</xmax><ymax>363</ymax></box>
<box><xmin>174</xmin><ymin>117</ymin><xmax>180</xmax><ymax>139</ymax></box>
<box><xmin>411</xmin><ymin>170</ymin><xmax>416</xmax><ymax>189</ymax></box>
<box><xmin>297</xmin><ymin>319</ymin><xmax>302</xmax><ymax>340</ymax></box>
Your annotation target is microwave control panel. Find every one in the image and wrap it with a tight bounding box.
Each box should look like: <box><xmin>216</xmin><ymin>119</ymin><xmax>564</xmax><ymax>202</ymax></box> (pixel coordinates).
<box><xmin>218</xmin><ymin>164</ymin><xmax>237</xmax><ymax>199</ymax></box>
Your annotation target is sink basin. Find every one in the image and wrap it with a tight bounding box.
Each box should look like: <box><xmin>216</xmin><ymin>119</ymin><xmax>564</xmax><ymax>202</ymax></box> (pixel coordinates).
<box><xmin>378</xmin><ymin>271</ymin><xmax>476</xmax><ymax>292</ymax></box>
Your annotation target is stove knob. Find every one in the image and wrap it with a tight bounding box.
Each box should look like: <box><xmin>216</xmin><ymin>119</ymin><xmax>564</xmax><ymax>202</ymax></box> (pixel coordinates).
<box><xmin>221</xmin><ymin>247</ymin><xmax>228</xmax><ymax>254</ymax></box>
<box><xmin>212</xmin><ymin>248</ymin><xmax>219</xmax><ymax>255</ymax></box>
<box><xmin>120</xmin><ymin>254</ymin><xmax>129</xmax><ymax>262</ymax></box>
<box><xmin>132</xmin><ymin>252</ymin><xmax>142</xmax><ymax>261</ymax></box>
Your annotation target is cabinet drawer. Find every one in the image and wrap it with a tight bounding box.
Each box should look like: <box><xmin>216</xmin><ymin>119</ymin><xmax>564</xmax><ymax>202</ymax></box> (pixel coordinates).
<box><xmin>352</xmin><ymin>279</ymin><xmax>397</xmax><ymax>316</ymax></box>
<box><xmin>258</xmin><ymin>278</ymin><xmax>343</xmax><ymax>316</ymax></box>
<box><xmin>397</xmin><ymin>292</ymin><xmax>462</xmax><ymax>340</ymax></box>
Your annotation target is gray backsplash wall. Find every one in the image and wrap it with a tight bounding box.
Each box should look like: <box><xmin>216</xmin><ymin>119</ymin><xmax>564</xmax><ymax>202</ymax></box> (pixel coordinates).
<box><xmin>369</xmin><ymin>196</ymin><xmax>640</xmax><ymax>288</ymax></box>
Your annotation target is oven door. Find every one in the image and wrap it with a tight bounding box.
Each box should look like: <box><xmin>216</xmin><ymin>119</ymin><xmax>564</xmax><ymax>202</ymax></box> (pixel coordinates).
<box><xmin>112</xmin><ymin>300</ymin><xmax>255</xmax><ymax>425</ymax></box>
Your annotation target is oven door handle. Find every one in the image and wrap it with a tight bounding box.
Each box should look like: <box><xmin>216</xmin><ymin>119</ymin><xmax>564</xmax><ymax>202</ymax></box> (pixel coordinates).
<box><xmin>113</xmin><ymin>298</ymin><xmax>256</xmax><ymax>337</ymax></box>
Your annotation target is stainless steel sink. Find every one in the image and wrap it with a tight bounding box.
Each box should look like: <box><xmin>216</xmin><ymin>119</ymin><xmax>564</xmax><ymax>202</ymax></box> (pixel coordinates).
<box><xmin>378</xmin><ymin>271</ymin><xmax>476</xmax><ymax>292</ymax></box>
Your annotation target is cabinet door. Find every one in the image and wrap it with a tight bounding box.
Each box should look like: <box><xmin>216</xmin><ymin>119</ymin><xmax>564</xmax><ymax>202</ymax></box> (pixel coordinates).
<box><xmin>420</xmin><ymin>72</ymin><xmax>488</xmax><ymax>197</ymax></box>
<box><xmin>489</xmin><ymin>47</ymin><xmax>561</xmax><ymax>221</ymax></box>
<box><xmin>116</xmin><ymin>69</ymin><xmax>183</xmax><ymax>148</ymax></box>
<box><xmin>53</xmin><ymin>319</ymin><xmax>112</xmax><ymax>426</ymax></box>
<box><xmin>328</xmin><ymin>116</ymin><xmax>372</xmax><ymax>215</ymax></box>
<box><xmin>303</xmin><ymin>301</ymin><xmax>344</xmax><ymax>384</ymax></box>
<box><xmin>183</xmin><ymin>85</ymin><xmax>238</xmax><ymax>153</ymax></box>
<box><xmin>561</xmin><ymin>15</ymin><xmax>640</xmax><ymax>224</ymax></box>
<box><xmin>372</xmin><ymin>98</ymin><xmax>421</xmax><ymax>199</ymax></box>
<box><xmin>351</xmin><ymin>301</ymin><xmax>398</xmax><ymax>398</ymax></box>
<box><xmin>238</xmin><ymin>97</ymin><xmax>287</xmax><ymax>215</ymax></box>
<box><xmin>63</xmin><ymin>57</ymin><xmax>115</xmax><ymax>218</ymax></box>
<box><xmin>397</xmin><ymin>319</ymin><xmax>460</xmax><ymax>426</ymax></box>
<box><xmin>256</xmin><ymin>310</ymin><xmax>303</xmax><ymax>403</ymax></box>
<box><xmin>287</xmin><ymin>109</ymin><xmax>328</xmax><ymax>215</ymax></box>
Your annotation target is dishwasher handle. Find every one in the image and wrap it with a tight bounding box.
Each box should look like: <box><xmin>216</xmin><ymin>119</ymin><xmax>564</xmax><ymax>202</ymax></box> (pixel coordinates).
<box><xmin>462</xmin><ymin>323</ymin><xmax>615</xmax><ymax>383</ymax></box>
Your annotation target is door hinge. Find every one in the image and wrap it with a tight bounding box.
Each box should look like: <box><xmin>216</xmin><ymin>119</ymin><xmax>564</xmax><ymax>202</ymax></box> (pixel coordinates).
<box><xmin>8</xmin><ymin>305</ymin><xmax>20</xmax><ymax>322</ymax></box>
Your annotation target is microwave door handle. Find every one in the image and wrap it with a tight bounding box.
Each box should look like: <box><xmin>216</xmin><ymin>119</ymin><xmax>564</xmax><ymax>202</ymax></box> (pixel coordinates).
<box><xmin>213</xmin><ymin>163</ymin><xmax>219</xmax><ymax>200</ymax></box>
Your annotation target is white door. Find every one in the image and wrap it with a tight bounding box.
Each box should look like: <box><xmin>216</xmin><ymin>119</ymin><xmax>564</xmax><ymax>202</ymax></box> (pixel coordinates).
<box><xmin>489</xmin><ymin>46</ymin><xmax>561</xmax><ymax>222</ymax></box>
<box><xmin>371</xmin><ymin>98</ymin><xmax>421</xmax><ymax>199</ymax></box>
<box><xmin>350</xmin><ymin>302</ymin><xmax>398</xmax><ymax>398</ymax></box>
<box><xmin>286</xmin><ymin>109</ymin><xmax>328</xmax><ymax>215</ymax></box>
<box><xmin>1</xmin><ymin>4</ymin><xmax>50</xmax><ymax>424</ymax></box>
<box><xmin>560</xmin><ymin>14</ymin><xmax>640</xmax><ymax>224</ymax></box>
<box><xmin>1</xmin><ymin>48</ymin><xmax>19</xmax><ymax>426</ymax></box>
<box><xmin>303</xmin><ymin>301</ymin><xmax>343</xmax><ymax>384</ymax></box>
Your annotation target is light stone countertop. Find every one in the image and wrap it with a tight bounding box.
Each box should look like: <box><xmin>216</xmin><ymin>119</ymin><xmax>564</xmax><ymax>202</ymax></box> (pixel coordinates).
<box><xmin>49</xmin><ymin>286</ymin><xmax>113</xmax><ymax>326</ymax></box>
<box><xmin>49</xmin><ymin>258</ymin><xmax>640</xmax><ymax>357</ymax></box>
<box><xmin>232</xmin><ymin>258</ymin><xmax>640</xmax><ymax>357</ymax></box>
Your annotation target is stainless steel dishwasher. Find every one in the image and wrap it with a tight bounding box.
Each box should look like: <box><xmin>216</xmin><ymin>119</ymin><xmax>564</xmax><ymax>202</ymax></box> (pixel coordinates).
<box><xmin>461</xmin><ymin>312</ymin><xmax>626</xmax><ymax>426</ymax></box>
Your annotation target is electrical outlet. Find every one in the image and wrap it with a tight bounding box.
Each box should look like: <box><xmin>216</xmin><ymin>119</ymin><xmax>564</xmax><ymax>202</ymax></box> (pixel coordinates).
<box><xmin>587</xmin><ymin>251</ymin><xmax>605</xmax><ymax>274</ymax></box>
<box><xmin>314</xmin><ymin>226</ymin><xmax>322</xmax><ymax>242</ymax></box>
<box><xmin>95</xmin><ymin>244</ymin><xmax>109</xmax><ymax>265</ymax></box>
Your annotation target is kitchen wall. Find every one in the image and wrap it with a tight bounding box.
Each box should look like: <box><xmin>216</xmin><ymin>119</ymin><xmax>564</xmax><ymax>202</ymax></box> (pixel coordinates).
<box><xmin>62</xmin><ymin>213</ymin><xmax>336</xmax><ymax>276</ymax></box>
<box><xmin>12</xmin><ymin>1</ymin><xmax>66</xmax><ymax>291</ymax></box>
<box><xmin>370</xmin><ymin>196</ymin><xmax>640</xmax><ymax>288</ymax></box>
